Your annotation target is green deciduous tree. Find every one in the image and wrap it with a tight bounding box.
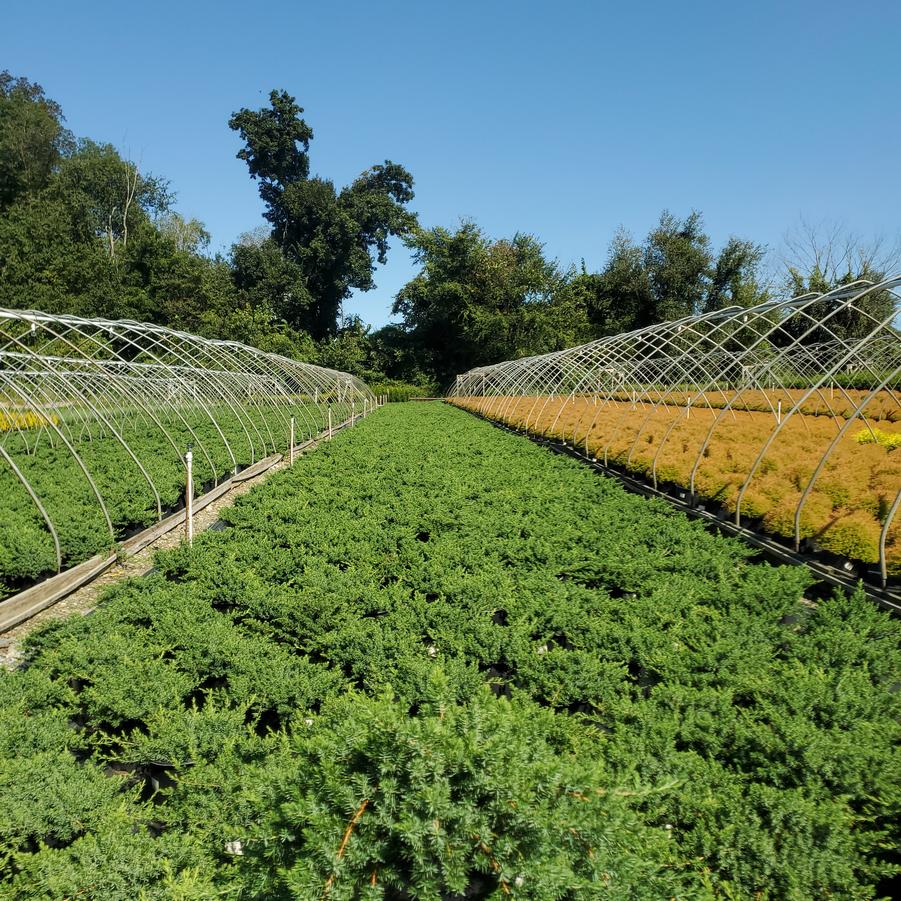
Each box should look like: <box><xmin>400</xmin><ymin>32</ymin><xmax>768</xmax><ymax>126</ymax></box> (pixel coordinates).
<box><xmin>229</xmin><ymin>91</ymin><xmax>417</xmax><ymax>338</ymax></box>
<box><xmin>0</xmin><ymin>71</ymin><xmax>73</xmax><ymax>210</ymax></box>
<box><xmin>53</xmin><ymin>140</ymin><xmax>172</xmax><ymax>262</ymax></box>
<box><xmin>583</xmin><ymin>211</ymin><xmax>769</xmax><ymax>337</ymax></box>
<box><xmin>392</xmin><ymin>222</ymin><xmax>591</xmax><ymax>386</ymax></box>
<box><xmin>780</xmin><ymin>220</ymin><xmax>900</xmax><ymax>341</ymax></box>
<box><xmin>230</xmin><ymin>237</ymin><xmax>314</xmax><ymax>326</ymax></box>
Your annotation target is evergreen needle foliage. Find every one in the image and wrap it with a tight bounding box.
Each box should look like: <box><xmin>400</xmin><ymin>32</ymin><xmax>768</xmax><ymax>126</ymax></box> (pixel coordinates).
<box><xmin>1</xmin><ymin>404</ymin><xmax>899</xmax><ymax>899</ymax></box>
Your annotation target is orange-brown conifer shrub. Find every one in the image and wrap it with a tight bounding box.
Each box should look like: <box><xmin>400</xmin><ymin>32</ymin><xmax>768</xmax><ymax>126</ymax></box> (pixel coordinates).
<box><xmin>450</xmin><ymin>395</ymin><xmax>901</xmax><ymax>568</ymax></box>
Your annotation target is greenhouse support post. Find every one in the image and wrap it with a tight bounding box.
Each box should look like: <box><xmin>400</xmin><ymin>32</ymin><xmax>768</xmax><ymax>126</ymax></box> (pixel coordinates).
<box><xmin>185</xmin><ymin>446</ymin><xmax>194</xmax><ymax>546</ymax></box>
<box><xmin>328</xmin><ymin>407</ymin><xmax>333</xmax><ymax>439</ymax></box>
<box><xmin>289</xmin><ymin>417</ymin><xmax>295</xmax><ymax>464</ymax></box>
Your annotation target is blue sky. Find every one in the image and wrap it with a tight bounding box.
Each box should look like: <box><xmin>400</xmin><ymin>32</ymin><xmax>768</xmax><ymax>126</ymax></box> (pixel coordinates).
<box><xmin>3</xmin><ymin>0</ymin><xmax>899</xmax><ymax>328</ymax></box>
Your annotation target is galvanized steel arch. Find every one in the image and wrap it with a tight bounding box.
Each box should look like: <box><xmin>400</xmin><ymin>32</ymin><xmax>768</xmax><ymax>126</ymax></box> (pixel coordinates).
<box><xmin>0</xmin><ymin>308</ymin><xmax>373</xmax><ymax>586</ymax></box>
<box><xmin>448</xmin><ymin>277</ymin><xmax>901</xmax><ymax>584</ymax></box>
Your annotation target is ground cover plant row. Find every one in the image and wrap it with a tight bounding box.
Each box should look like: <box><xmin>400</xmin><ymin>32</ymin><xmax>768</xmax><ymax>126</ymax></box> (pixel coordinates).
<box><xmin>0</xmin><ymin>402</ymin><xmax>338</xmax><ymax>598</ymax></box>
<box><xmin>451</xmin><ymin>396</ymin><xmax>901</xmax><ymax>567</ymax></box>
<box><xmin>605</xmin><ymin>386</ymin><xmax>901</xmax><ymax>422</ymax></box>
<box><xmin>1</xmin><ymin>403</ymin><xmax>900</xmax><ymax>899</ymax></box>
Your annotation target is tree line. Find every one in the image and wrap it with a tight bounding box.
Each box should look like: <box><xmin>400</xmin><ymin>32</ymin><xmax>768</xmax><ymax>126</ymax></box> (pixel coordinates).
<box><xmin>1</xmin><ymin>71</ymin><xmax>896</xmax><ymax>391</ymax></box>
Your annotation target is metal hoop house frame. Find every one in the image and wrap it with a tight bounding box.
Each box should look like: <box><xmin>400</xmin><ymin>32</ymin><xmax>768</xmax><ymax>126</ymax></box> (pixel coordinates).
<box><xmin>449</xmin><ymin>277</ymin><xmax>901</xmax><ymax>585</ymax></box>
<box><xmin>0</xmin><ymin>308</ymin><xmax>373</xmax><ymax>591</ymax></box>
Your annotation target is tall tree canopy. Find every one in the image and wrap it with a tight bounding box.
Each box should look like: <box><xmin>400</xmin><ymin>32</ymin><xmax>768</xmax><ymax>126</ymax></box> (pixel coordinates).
<box><xmin>778</xmin><ymin>220</ymin><xmax>900</xmax><ymax>342</ymax></box>
<box><xmin>229</xmin><ymin>90</ymin><xmax>416</xmax><ymax>338</ymax></box>
<box><xmin>578</xmin><ymin>211</ymin><xmax>769</xmax><ymax>336</ymax></box>
<box><xmin>392</xmin><ymin>222</ymin><xmax>591</xmax><ymax>386</ymax></box>
<box><xmin>2</xmin><ymin>68</ymin><xmax>892</xmax><ymax>390</ymax></box>
<box><xmin>0</xmin><ymin>71</ymin><xmax>73</xmax><ymax>210</ymax></box>
<box><xmin>0</xmin><ymin>71</ymin><xmax>318</xmax><ymax>357</ymax></box>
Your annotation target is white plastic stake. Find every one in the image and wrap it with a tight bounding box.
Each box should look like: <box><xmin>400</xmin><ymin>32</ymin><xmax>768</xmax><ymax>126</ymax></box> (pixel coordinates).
<box><xmin>289</xmin><ymin>416</ymin><xmax>295</xmax><ymax>464</ymax></box>
<box><xmin>185</xmin><ymin>447</ymin><xmax>194</xmax><ymax>545</ymax></box>
<box><xmin>777</xmin><ymin>400</ymin><xmax>782</xmax><ymax>424</ymax></box>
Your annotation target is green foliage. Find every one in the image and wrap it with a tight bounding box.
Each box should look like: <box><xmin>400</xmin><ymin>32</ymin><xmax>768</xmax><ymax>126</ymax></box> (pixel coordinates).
<box><xmin>367</xmin><ymin>380</ymin><xmax>434</xmax><ymax>402</ymax></box>
<box><xmin>2</xmin><ymin>404</ymin><xmax>900</xmax><ymax>898</ymax></box>
<box><xmin>389</xmin><ymin>212</ymin><xmax>770</xmax><ymax>386</ymax></box>
<box><xmin>0</xmin><ymin>71</ymin><xmax>334</xmax><ymax>358</ymax></box>
<box><xmin>231</xmin><ymin>236</ymin><xmax>314</xmax><ymax>327</ymax></box>
<box><xmin>580</xmin><ymin>212</ymin><xmax>769</xmax><ymax>337</ymax></box>
<box><xmin>0</xmin><ymin>70</ymin><xmax>73</xmax><ymax>209</ymax></box>
<box><xmin>53</xmin><ymin>139</ymin><xmax>173</xmax><ymax>257</ymax></box>
<box><xmin>392</xmin><ymin>222</ymin><xmax>592</xmax><ymax>385</ymax></box>
<box><xmin>229</xmin><ymin>90</ymin><xmax>417</xmax><ymax>338</ymax></box>
<box><xmin>243</xmin><ymin>681</ymin><xmax>689</xmax><ymax>899</ymax></box>
<box><xmin>0</xmin><ymin>402</ymin><xmax>337</xmax><ymax>597</ymax></box>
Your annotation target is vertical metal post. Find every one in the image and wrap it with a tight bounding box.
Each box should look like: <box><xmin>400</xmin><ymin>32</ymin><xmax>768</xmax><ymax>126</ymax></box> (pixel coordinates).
<box><xmin>352</xmin><ymin>400</ymin><xmax>356</xmax><ymax>425</ymax></box>
<box><xmin>185</xmin><ymin>446</ymin><xmax>194</xmax><ymax>545</ymax></box>
<box><xmin>777</xmin><ymin>400</ymin><xmax>782</xmax><ymax>424</ymax></box>
<box><xmin>328</xmin><ymin>406</ymin><xmax>333</xmax><ymax>439</ymax></box>
<box><xmin>289</xmin><ymin>416</ymin><xmax>295</xmax><ymax>464</ymax></box>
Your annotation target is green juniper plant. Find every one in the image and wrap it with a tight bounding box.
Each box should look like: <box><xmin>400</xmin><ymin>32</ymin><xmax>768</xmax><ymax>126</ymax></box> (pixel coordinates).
<box><xmin>239</xmin><ymin>675</ymin><xmax>690</xmax><ymax>900</ymax></box>
<box><xmin>1</xmin><ymin>404</ymin><xmax>899</xmax><ymax>898</ymax></box>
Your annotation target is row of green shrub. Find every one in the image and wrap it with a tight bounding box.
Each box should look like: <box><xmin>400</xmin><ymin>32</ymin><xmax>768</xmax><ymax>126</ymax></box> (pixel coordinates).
<box><xmin>0</xmin><ymin>401</ymin><xmax>348</xmax><ymax>598</ymax></box>
<box><xmin>1</xmin><ymin>403</ymin><xmax>899</xmax><ymax>898</ymax></box>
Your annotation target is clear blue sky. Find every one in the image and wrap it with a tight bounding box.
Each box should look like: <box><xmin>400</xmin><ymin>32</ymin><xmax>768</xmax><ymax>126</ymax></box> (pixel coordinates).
<box><xmin>3</xmin><ymin>0</ymin><xmax>899</xmax><ymax>328</ymax></box>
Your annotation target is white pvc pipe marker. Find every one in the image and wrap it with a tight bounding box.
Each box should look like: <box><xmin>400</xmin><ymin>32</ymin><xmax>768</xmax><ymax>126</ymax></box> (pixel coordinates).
<box><xmin>185</xmin><ymin>447</ymin><xmax>194</xmax><ymax>545</ymax></box>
